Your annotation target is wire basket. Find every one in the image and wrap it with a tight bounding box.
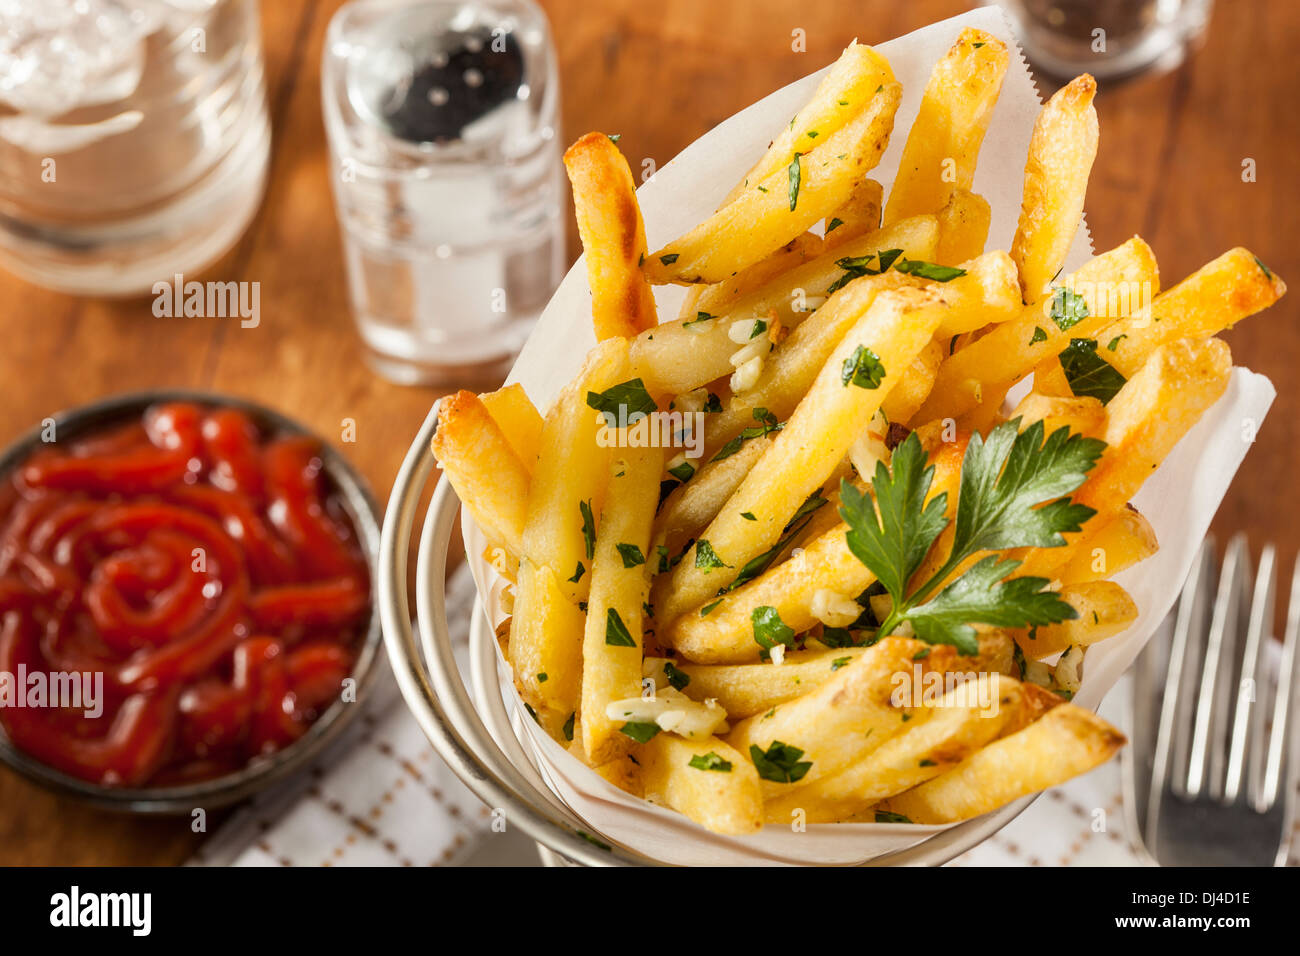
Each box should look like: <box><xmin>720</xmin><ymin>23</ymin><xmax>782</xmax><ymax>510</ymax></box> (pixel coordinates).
<box><xmin>378</xmin><ymin>403</ymin><xmax>1039</xmax><ymax>866</ymax></box>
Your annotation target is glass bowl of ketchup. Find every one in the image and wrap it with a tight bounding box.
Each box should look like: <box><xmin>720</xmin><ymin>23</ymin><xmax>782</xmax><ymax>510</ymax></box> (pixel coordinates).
<box><xmin>0</xmin><ymin>391</ymin><xmax>382</xmax><ymax>812</ymax></box>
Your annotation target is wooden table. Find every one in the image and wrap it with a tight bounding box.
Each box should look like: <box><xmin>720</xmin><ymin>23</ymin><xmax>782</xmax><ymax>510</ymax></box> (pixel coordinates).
<box><xmin>0</xmin><ymin>0</ymin><xmax>1294</xmax><ymax>865</ymax></box>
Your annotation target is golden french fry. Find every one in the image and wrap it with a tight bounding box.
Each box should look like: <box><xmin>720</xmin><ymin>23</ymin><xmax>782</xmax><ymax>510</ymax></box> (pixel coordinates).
<box><xmin>884</xmin><ymin>29</ymin><xmax>1009</xmax><ymax>224</ymax></box>
<box><xmin>727</xmin><ymin>637</ymin><xmax>989</xmax><ymax>798</ymax></box>
<box><xmin>431</xmin><ymin>390</ymin><xmax>531</xmax><ymax>559</ymax></box>
<box><xmin>654</xmin><ymin>434</ymin><xmax>774</xmax><ymax>559</ymax></box>
<box><xmin>1011</xmin><ymin>74</ymin><xmax>1099</xmax><ymax>302</ymax></box>
<box><xmin>1055</xmin><ymin>505</ymin><xmax>1158</xmax><ymax>585</ymax></box>
<box><xmin>876</xmin><ymin>701</ymin><xmax>1125</xmax><ymax>823</ymax></box>
<box><xmin>563</xmin><ymin>132</ymin><xmax>658</xmax><ymax>339</ymax></box>
<box><xmin>478</xmin><ymin>383</ymin><xmax>543</xmax><ymax>474</ymax></box>
<box><xmin>627</xmin><ymin>216</ymin><xmax>939</xmax><ymax>398</ymax></box>
<box><xmin>724</xmin><ymin>41</ymin><xmax>896</xmax><ymax>204</ymax></box>
<box><xmin>881</xmin><ymin>337</ymin><xmax>943</xmax><ymax>425</ymax></box>
<box><xmin>1029</xmin><ymin>355</ymin><xmax>1073</xmax><ymax>398</ymax></box>
<box><xmin>661</xmin><ymin>288</ymin><xmax>945</xmax><ymax>621</ymax></box>
<box><xmin>931</xmin><ymin>251</ymin><xmax>1021</xmax><ymax>337</ymax></box>
<box><xmin>1099</xmin><ymin>248</ymin><xmax>1286</xmax><ymax>376</ymax></box>
<box><xmin>639</xmin><ymin>734</ymin><xmax>763</xmax><ymax>835</ymax></box>
<box><xmin>822</xmin><ymin>178</ymin><xmax>885</xmax><ymax>251</ymax></box>
<box><xmin>582</xmin><ymin>446</ymin><xmax>663</xmax><ymax>763</ymax></box>
<box><xmin>913</xmin><ymin>237</ymin><xmax>1160</xmax><ymax>424</ymax></box>
<box><xmin>521</xmin><ymin>338</ymin><xmax>627</xmax><ymax>602</ymax></box>
<box><xmin>1016</xmin><ymin>337</ymin><xmax>1231</xmax><ymax>579</ymax></box>
<box><xmin>764</xmin><ymin>673</ymin><xmax>1019</xmax><ymax>823</ymax></box>
<box><xmin>1014</xmin><ymin>580</ymin><xmax>1138</xmax><ymax>660</ymax></box>
<box><xmin>935</xmin><ymin>189</ymin><xmax>992</xmax><ymax>266</ymax></box>
<box><xmin>692</xmin><ymin>233</ymin><xmax>824</xmax><ymax>318</ymax></box>
<box><xmin>646</xmin><ymin>82</ymin><xmax>902</xmax><ymax>285</ymax></box>
<box><xmin>671</xmin><ymin>647</ymin><xmax>870</xmax><ymax>719</ymax></box>
<box><xmin>509</xmin><ymin>560</ymin><xmax>586</xmax><ymax>730</ymax></box>
<box><xmin>1007</xmin><ymin>392</ymin><xmax>1106</xmax><ymax>440</ymax></box>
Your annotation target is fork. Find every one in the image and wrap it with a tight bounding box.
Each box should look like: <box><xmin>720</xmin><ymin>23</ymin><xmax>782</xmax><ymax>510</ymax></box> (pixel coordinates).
<box><xmin>1124</xmin><ymin>534</ymin><xmax>1299</xmax><ymax>866</ymax></box>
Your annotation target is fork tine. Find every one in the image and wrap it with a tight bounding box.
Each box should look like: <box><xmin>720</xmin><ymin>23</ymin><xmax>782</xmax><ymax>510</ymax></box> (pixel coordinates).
<box><xmin>1261</xmin><ymin>553</ymin><xmax>1300</xmax><ymax>814</ymax></box>
<box><xmin>1225</xmin><ymin>543</ymin><xmax>1274</xmax><ymax>804</ymax></box>
<box><xmin>1187</xmin><ymin>533</ymin><xmax>1249</xmax><ymax>800</ymax></box>
<box><xmin>1149</xmin><ymin>538</ymin><xmax>1213</xmax><ymax>824</ymax></box>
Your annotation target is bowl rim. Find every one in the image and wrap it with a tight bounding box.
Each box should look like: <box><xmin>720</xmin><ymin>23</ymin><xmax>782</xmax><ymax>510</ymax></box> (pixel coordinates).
<box><xmin>0</xmin><ymin>388</ymin><xmax>384</xmax><ymax>813</ymax></box>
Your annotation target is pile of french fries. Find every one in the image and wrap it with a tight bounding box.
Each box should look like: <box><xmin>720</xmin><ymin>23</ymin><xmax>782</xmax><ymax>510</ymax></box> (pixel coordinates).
<box><xmin>432</xmin><ymin>29</ymin><xmax>1286</xmax><ymax>837</ymax></box>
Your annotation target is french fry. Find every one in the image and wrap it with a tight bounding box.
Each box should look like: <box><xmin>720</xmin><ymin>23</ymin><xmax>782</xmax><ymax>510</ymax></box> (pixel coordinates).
<box><xmin>764</xmin><ymin>673</ymin><xmax>1019</xmax><ymax>823</ymax></box>
<box><xmin>653</xmin><ymin>434</ymin><xmax>774</xmax><ymax>559</ymax></box>
<box><xmin>639</xmin><ymin>734</ymin><xmax>763</xmax><ymax>835</ymax></box>
<box><xmin>431</xmin><ymin>390</ymin><xmax>531</xmax><ymax>559</ymax></box>
<box><xmin>1098</xmin><ymin>248</ymin><xmax>1286</xmax><ymax>376</ymax></box>
<box><xmin>876</xmin><ymin>701</ymin><xmax>1125</xmax><ymax>823</ymax></box>
<box><xmin>931</xmin><ymin>251</ymin><xmax>1021</xmax><ymax>337</ymax></box>
<box><xmin>913</xmin><ymin>237</ymin><xmax>1160</xmax><ymax>424</ymax></box>
<box><xmin>627</xmin><ymin>216</ymin><xmax>938</xmax><ymax>397</ymax></box>
<box><xmin>1014</xmin><ymin>580</ymin><xmax>1138</xmax><ymax>660</ymax></box>
<box><xmin>822</xmin><ymin>178</ymin><xmax>885</xmax><ymax>251</ymax></box>
<box><xmin>521</xmin><ymin>339</ymin><xmax>627</xmax><ymax>602</ymax></box>
<box><xmin>691</xmin><ymin>233</ymin><xmax>824</xmax><ymax>318</ymax></box>
<box><xmin>881</xmin><ymin>337</ymin><xmax>943</xmax><ymax>425</ymax></box>
<box><xmin>935</xmin><ymin>188</ymin><xmax>992</xmax><ymax>266</ymax></box>
<box><xmin>1007</xmin><ymin>393</ymin><xmax>1106</xmax><ymax>440</ymax></box>
<box><xmin>509</xmin><ymin>559</ymin><xmax>586</xmax><ymax>730</ymax></box>
<box><xmin>660</xmin><ymin>288</ymin><xmax>945</xmax><ymax>621</ymax></box>
<box><xmin>563</xmin><ymin>132</ymin><xmax>658</xmax><ymax>339</ymax></box>
<box><xmin>727</xmin><ymin>637</ymin><xmax>985</xmax><ymax>798</ymax></box>
<box><xmin>1029</xmin><ymin>355</ymin><xmax>1073</xmax><ymax>398</ymax></box>
<box><xmin>667</xmin><ymin>647</ymin><xmax>870</xmax><ymax>719</ymax></box>
<box><xmin>479</xmin><ymin>383</ymin><xmax>543</xmax><ymax>474</ymax></box>
<box><xmin>1011</xmin><ymin>74</ymin><xmax>1099</xmax><ymax>302</ymax></box>
<box><xmin>1055</xmin><ymin>505</ymin><xmax>1158</xmax><ymax>585</ymax></box>
<box><xmin>1016</xmin><ymin>337</ymin><xmax>1231</xmax><ymax>579</ymax></box>
<box><xmin>581</xmin><ymin>445</ymin><xmax>664</xmax><ymax>763</ymax></box>
<box><xmin>723</xmin><ymin>41</ymin><xmax>896</xmax><ymax>204</ymax></box>
<box><xmin>884</xmin><ymin>29</ymin><xmax>1009</xmax><ymax>224</ymax></box>
<box><xmin>645</xmin><ymin>81</ymin><xmax>903</xmax><ymax>285</ymax></box>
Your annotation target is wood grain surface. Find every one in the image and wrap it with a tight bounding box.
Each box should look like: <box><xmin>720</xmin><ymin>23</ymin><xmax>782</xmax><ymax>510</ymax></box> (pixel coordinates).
<box><xmin>0</xmin><ymin>0</ymin><xmax>1294</xmax><ymax>864</ymax></box>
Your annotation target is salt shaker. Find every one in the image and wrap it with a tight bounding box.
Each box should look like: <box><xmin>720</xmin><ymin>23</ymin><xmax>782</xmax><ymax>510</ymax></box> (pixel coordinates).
<box><xmin>322</xmin><ymin>0</ymin><xmax>565</xmax><ymax>386</ymax></box>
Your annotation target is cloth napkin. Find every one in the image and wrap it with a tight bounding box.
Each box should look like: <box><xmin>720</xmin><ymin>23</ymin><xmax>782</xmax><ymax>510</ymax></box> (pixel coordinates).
<box><xmin>193</xmin><ymin>567</ymin><xmax>1295</xmax><ymax>868</ymax></box>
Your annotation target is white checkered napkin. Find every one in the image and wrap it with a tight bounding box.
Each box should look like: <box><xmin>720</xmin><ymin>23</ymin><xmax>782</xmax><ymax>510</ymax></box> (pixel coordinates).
<box><xmin>192</xmin><ymin>567</ymin><xmax>493</xmax><ymax>867</ymax></box>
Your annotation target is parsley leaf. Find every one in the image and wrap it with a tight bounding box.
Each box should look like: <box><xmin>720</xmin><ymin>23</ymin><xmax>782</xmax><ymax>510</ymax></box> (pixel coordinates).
<box><xmin>840</xmin><ymin>435</ymin><xmax>948</xmax><ymax>602</ymax></box>
<box><xmin>659</xmin><ymin>253</ymin><xmax>679</xmax><ymax>265</ymax></box>
<box><xmin>587</xmin><ymin>379</ymin><xmax>657</xmax><ymax>427</ymax></box>
<box><xmin>874</xmin><ymin>810</ymin><xmax>913</xmax><ymax>824</ymax></box>
<box><xmin>1048</xmin><ymin>288</ymin><xmax>1089</xmax><ymax>332</ymax></box>
<box><xmin>752</xmin><ymin>605</ymin><xmax>797</xmax><ymax>660</ymax></box>
<box><xmin>695</xmin><ymin>539</ymin><xmax>729</xmax><ymax>571</ymax></box>
<box><xmin>663</xmin><ymin>660</ymin><xmax>691</xmax><ymax>691</ymax></box>
<box><xmin>561</xmin><ymin>712</ymin><xmax>576</xmax><ymax>741</ymax></box>
<box><xmin>750</xmin><ymin>741</ymin><xmax>812</xmax><ymax>783</ymax></box>
<box><xmin>616</xmin><ymin>542</ymin><xmax>646</xmax><ymax>568</ymax></box>
<box><xmin>788</xmin><ymin>154</ymin><xmax>802</xmax><ymax>210</ymax></box>
<box><xmin>893</xmin><ymin>259</ymin><xmax>965</xmax><ymax>282</ymax></box>
<box><xmin>620</xmin><ymin>721</ymin><xmax>660</xmax><ymax>743</ymax></box>
<box><xmin>826</xmin><ymin>216</ymin><xmax>844</xmax><ymax>234</ymax></box>
<box><xmin>1059</xmin><ymin>338</ymin><xmax>1127</xmax><ymax>404</ymax></box>
<box><xmin>689</xmin><ymin>752</ymin><xmax>733</xmax><ymax>772</ymax></box>
<box><xmin>838</xmin><ymin>421</ymin><xmax>1103</xmax><ymax>653</ymax></box>
<box><xmin>841</xmin><ymin>344</ymin><xmax>886</xmax><ymax>389</ymax></box>
<box><xmin>710</xmin><ymin>407</ymin><xmax>783</xmax><ymax>461</ymax></box>
<box><xmin>579</xmin><ymin>500</ymin><xmax>597</xmax><ymax>560</ymax></box>
<box><xmin>605</xmin><ymin>608</ymin><xmax>637</xmax><ymax>646</ymax></box>
<box><xmin>1030</xmin><ymin>326</ymin><xmax>1048</xmax><ymax>345</ymax></box>
<box><xmin>667</xmin><ymin>459</ymin><xmax>695</xmax><ymax>482</ymax></box>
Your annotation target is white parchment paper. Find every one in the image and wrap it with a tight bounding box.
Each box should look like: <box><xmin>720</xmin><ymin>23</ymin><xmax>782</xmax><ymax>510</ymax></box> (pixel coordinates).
<box><xmin>460</xmin><ymin>6</ymin><xmax>1276</xmax><ymax>865</ymax></box>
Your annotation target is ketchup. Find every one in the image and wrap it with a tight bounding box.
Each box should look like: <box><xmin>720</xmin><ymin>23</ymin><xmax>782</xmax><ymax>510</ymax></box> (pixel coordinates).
<box><xmin>0</xmin><ymin>402</ymin><xmax>370</xmax><ymax>788</ymax></box>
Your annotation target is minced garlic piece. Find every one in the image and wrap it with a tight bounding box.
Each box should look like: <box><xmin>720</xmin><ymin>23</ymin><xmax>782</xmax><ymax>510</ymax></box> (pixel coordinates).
<box><xmin>605</xmin><ymin>686</ymin><xmax>728</xmax><ymax>739</ymax></box>
<box><xmin>811</xmin><ymin>588</ymin><xmax>863</xmax><ymax>628</ymax></box>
